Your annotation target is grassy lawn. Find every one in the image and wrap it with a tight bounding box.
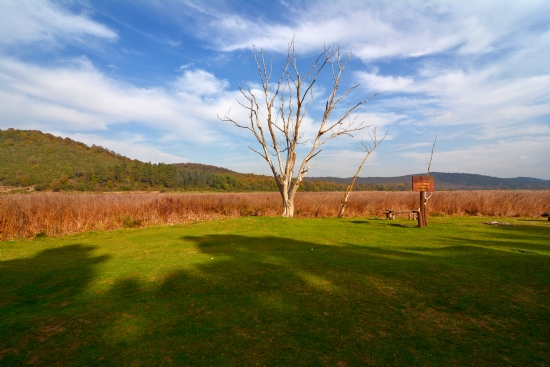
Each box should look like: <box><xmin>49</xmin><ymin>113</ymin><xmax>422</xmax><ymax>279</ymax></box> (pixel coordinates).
<box><xmin>1</xmin><ymin>216</ymin><xmax>549</xmax><ymax>366</ymax></box>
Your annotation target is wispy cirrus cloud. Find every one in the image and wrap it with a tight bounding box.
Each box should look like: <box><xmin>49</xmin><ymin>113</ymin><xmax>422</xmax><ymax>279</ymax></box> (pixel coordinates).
<box><xmin>53</xmin><ymin>132</ymin><xmax>188</xmax><ymax>164</ymax></box>
<box><xmin>0</xmin><ymin>1</ymin><xmax>117</xmax><ymax>48</ymax></box>
<box><xmin>158</xmin><ymin>0</ymin><xmax>550</xmax><ymax>151</ymax></box>
<box><xmin>172</xmin><ymin>1</ymin><xmax>550</xmax><ymax>60</ymax></box>
<box><xmin>357</xmin><ymin>66</ymin><xmax>550</xmax><ymax>139</ymax></box>
<box><xmin>0</xmin><ymin>57</ymin><xmax>244</xmax><ymax>143</ymax></box>
<box><xmin>401</xmin><ymin>136</ymin><xmax>550</xmax><ymax>178</ymax></box>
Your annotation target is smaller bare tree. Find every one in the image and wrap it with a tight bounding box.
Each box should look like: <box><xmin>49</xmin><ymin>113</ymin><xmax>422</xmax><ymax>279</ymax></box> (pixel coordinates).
<box><xmin>338</xmin><ymin>126</ymin><xmax>387</xmax><ymax>217</ymax></box>
<box><xmin>419</xmin><ymin>133</ymin><xmax>437</xmax><ymax>226</ymax></box>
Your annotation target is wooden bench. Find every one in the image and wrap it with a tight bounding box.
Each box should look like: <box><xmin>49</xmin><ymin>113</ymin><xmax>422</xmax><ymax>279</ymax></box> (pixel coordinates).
<box><xmin>384</xmin><ymin>209</ymin><xmax>419</xmax><ymax>220</ymax></box>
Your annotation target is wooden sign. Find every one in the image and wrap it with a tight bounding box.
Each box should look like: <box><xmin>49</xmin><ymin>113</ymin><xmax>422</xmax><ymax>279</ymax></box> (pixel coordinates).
<box><xmin>412</xmin><ymin>176</ymin><xmax>434</xmax><ymax>192</ymax></box>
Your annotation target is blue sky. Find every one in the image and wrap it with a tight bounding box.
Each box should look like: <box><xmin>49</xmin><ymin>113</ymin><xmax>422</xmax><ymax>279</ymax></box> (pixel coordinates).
<box><xmin>1</xmin><ymin>1</ymin><xmax>549</xmax><ymax>179</ymax></box>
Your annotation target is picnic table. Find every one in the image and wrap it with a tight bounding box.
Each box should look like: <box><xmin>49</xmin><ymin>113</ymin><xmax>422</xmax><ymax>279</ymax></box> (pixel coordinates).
<box><xmin>384</xmin><ymin>209</ymin><xmax>419</xmax><ymax>220</ymax></box>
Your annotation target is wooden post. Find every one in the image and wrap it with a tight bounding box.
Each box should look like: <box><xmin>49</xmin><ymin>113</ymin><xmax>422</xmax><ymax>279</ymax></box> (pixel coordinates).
<box><xmin>418</xmin><ymin>191</ymin><xmax>426</xmax><ymax>228</ymax></box>
<box><xmin>413</xmin><ymin>176</ymin><xmax>434</xmax><ymax>228</ymax></box>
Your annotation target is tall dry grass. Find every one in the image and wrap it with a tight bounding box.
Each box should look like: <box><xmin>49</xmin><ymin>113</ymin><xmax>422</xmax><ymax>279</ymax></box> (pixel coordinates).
<box><xmin>1</xmin><ymin>191</ymin><xmax>548</xmax><ymax>240</ymax></box>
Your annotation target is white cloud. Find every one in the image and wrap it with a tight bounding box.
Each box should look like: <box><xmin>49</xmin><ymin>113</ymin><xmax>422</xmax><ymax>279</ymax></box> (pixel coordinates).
<box><xmin>171</xmin><ymin>0</ymin><xmax>550</xmax><ymax>147</ymax></box>
<box><xmin>308</xmin><ymin>148</ymin><xmax>383</xmax><ymax>178</ymax></box>
<box><xmin>357</xmin><ymin>64</ymin><xmax>550</xmax><ymax>141</ymax></box>
<box><xmin>401</xmin><ymin>137</ymin><xmax>550</xmax><ymax>178</ymax></box>
<box><xmin>173</xmin><ymin>69</ymin><xmax>229</xmax><ymax>96</ymax></box>
<box><xmin>0</xmin><ymin>1</ymin><xmax>117</xmax><ymax>47</ymax></box>
<box><xmin>0</xmin><ymin>57</ymin><xmax>246</xmax><ymax>144</ymax></box>
<box><xmin>0</xmin><ymin>90</ymin><xmax>108</xmax><ymax>130</ymax></box>
<box><xmin>356</xmin><ymin>72</ymin><xmax>414</xmax><ymax>92</ymax></box>
<box><xmin>394</xmin><ymin>142</ymin><xmax>433</xmax><ymax>151</ymax></box>
<box><xmin>340</xmin><ymin>112</ymin><xmax>405</xmax><ymax>144</ymax></box>
<box><xmin>57</xmin><ymin>132</ymin><xmax>188</xmax><ymax>164</ymax></box>
<box><xmin>174</xmin><ymin>1</ymin><xmax>550</xmax><ymax>61</ymax></box>
<box><xmin>304</xmin><ymin>135</ymin><xmax>548</xmax><ymax>179</ymax></box>
<box><xmin>177</xmin><ymin>63</ymin><xmax>194</xmax><ymax>71</ymax></box>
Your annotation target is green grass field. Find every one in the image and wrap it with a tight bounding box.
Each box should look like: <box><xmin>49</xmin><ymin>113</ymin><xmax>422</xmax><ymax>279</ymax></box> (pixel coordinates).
<box><xmin>2</xmin><ymin>217</ymin><xmax>549</xmax><ymax>366</ymax></box>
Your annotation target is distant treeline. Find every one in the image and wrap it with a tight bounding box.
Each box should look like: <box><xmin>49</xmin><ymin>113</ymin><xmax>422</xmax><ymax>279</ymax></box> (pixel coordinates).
<box><xmin>5</xmin><ymin>129</ymin><xmax>545</xmax><ymax>192</ymax></box>
<box><xmin>2</xmin><ymin>128</ymin><xmax>409</xmax><ymax>192</ymax></box>
<box><xmin>309</xmin><ymin>172</ymin><xmax>550</xmax><ymax>190</ymax></box>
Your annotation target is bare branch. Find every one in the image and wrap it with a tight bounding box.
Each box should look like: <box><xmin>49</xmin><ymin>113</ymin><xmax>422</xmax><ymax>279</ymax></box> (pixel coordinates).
<box><xmin>424</xmin><ymin>134</ymin><xmax>438</xmax><ymax>201</ymax></box>
<box><xmin>427</xmin><ymin>133</ymin><xmax>438</xmax><ymax>176</ymax></box>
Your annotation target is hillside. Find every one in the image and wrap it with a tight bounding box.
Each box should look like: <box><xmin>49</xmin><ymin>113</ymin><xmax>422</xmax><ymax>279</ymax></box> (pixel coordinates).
<box><xmin>0</xmin><ymin>129</ymin><xmax>385</xmax><ymax>192</ymax></box>
<box><xmin>2</xmin><ymin>128</ymin><xmax>548</xmax><ymax>192</ymax></box>
<box><xmin>172</xmin><ymin>163</ymin><xmax>239</xmax><ymax>175</ymax></box>
<box><xmin>308</xmin><ymin>172</ymin><xmax>550</xmax><ymax>190</ymax></box>
<box><xmin>0</xmin><ymin>129</ymin><xmax>273</xmax><ymax>192</ymax></box>
<box><xmin>0</xmin><ymin>129</ymin><xmax>179</xmax><ymax>191</ymax></box>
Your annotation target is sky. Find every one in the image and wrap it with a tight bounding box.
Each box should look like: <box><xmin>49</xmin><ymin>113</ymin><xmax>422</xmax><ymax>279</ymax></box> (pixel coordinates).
<box><xmin>1</xmin><ymin>0</ymin><xmax>549</xmax><ymax>179</ymax></box>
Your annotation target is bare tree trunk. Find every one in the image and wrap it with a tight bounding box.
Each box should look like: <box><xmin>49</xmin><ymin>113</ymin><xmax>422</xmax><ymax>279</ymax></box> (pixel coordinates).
<box><xmin>338</xmin><ymin>188</ymin><xmax>352</xmax><ymax>217</ymax></box>
<box><xmin>283</xmin><ymin>180</ymin><xmax>301</xmax><ymax>217</ymax></box>
<box><xmin>338</xmin><ymin>128</ymin><xmax>386</xmax><ymax>218</ymax></box>
<box><xmin>282</xmin><ymin>198</ymin><xmax>294</xmax><ymax>217</ymax></box>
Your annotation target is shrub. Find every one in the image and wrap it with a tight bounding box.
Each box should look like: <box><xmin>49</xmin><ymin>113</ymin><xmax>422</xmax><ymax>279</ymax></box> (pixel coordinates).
<box><xmin>123</xmin><ymin>217</ymin><xmax>143</xmax><ymax>228</ymax></box>
<box><xmin>34</xmin><ymin>230</ymin><xmax>47</xmax><ymax>239</ymax></box>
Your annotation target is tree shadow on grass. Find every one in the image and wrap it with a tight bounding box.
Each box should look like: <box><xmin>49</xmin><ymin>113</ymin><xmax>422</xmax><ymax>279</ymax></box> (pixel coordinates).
<box><xmin>2</xmin><ymin>234</ymin><xmax>549</xmax><ymax>366</ymax></box>
<box><xmin>471</xmin><ymin>224</ymin><xmax>550</xmax><ymax>253</ymax></box>
<box><xmin>349</xmin><ymin>219</ymin><xmax>389</xmax><ymax>225</ymax></box>
<box><xmin>1</xmin><ymin>245</ymin><xmax>109</xmax><ymax>308</ymax></box>
<box><xmin>348</xmin><ymin>220</ymin><xmax>372</xmax><ymax>225</ymax></box>
<box><xmin>349</xmin><ymin>220</ymin><xmax>418</xmax><ymax>228</ymax></box>
<box><xmin>517</xmin><ymin>218</ymin><xmax>549</xmax><ymax>223</ymax></box>
<box><xmin>1</xmin><ymin>245</ymin><xmax>110</xmax><ymax>366</ymax></box>
<box><xmin>386</xmin><ymin>223</ymin><xmax>417</xmax><ymax>228</ymax></box>
<box><xmin>497</xmin><ymin>223</ymin><xmax>550</xmax><ymax>235</ymax></box>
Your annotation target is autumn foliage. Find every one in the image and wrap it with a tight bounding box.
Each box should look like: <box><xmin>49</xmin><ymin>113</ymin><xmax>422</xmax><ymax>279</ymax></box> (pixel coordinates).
<box><xmin>1</xmin><ymin>190</ymin><xmax>548</xmax><ymax>240</ymax></box>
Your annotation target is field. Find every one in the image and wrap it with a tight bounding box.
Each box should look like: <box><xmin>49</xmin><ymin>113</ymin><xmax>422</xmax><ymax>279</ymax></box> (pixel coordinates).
<box><xmin>1</xmin><ymin>215</ymin><xmax>549</xmax><ymax>366</ymax></box>
<box><xmin>1</xmin><ymin>190</ymin><xmax>549</xmax><ymax>240</ymax></box>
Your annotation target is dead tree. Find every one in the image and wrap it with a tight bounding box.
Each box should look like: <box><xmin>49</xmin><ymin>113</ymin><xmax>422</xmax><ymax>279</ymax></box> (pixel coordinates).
<box><xmin>338</xmin><ymin>127</ymin><xmax>386</xmax><ymax>218</ymax></box>
<box><xmin>420</xmin><ymin>134</ymin><xmax>437</xmax><ymax>226</ymax></box>
<box><xmin>220</xmin><ymin>38</ymin><xmax>377</xmax><ymax>217</ymax></box>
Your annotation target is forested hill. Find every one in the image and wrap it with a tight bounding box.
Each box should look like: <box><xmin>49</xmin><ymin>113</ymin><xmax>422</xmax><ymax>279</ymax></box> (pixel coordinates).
<box><xmin>307</xmin><ymin>172</ymin><xmax>550</xmax><ymax>190</ymax></box>
<box><xmin>0</xmin><ymin>128</ymin><xmax>349</xmax><ymax>192</ymax></box>
<box><xmin>1</xmin><ymin>128</ymin><xmax>170</xmax><ymax>191</ymax></box>
<box><xmin>0</xmin><ymin>128</ymin><xmax>275</xmax><ymax>192</ymax></box>
<box><xmin>2</xmin><ymin>129</ymin><xmax>548</xmax><ymax>192</ymax></box>
<box><xmin>172</xmin><ymin>163</ymin><xmax>239</xmax><ymax>175</ymax></box>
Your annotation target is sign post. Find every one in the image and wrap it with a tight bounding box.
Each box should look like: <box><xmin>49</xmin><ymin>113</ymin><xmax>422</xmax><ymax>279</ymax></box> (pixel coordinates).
<box><xmin>412</xmin><ymin>176</ymin><xmax>434</xmax><ymax>228</ymax></box>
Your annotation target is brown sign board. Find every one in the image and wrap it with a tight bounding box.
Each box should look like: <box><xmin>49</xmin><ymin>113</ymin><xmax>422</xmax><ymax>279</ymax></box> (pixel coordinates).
<box><xmin>412</xmin><ymin>176</ymin><xmax>435</xmax><ymax>192</ymax></box>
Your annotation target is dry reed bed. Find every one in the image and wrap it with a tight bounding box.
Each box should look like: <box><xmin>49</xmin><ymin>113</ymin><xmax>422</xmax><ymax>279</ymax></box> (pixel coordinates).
<box><xmin>1</xmin><ymin>191</ymin><xmax>548</xmax><ymax>240</ymax></box>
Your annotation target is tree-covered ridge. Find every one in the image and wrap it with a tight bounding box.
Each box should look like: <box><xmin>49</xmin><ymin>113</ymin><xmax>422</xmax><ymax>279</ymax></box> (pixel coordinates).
<box><xmin>172</xmin><ymin>163</ymin><xmax>240</xmax><ymax>175</ymax></box>
<box><xmin>0</xmin><ymin>129</ymin><xmax>358</xmax><ymax>192</ymax></box>
<box><xmin>310</xmin><ymin>172</ymin><xmax>550</xmax><ymax>190</ymax></box>
<box><xmin>0</xmin><ymin>128</ymin><xmax>174</xmax><ymax>191</ymax></box>
<box><xmin>5</xmin><ymin>129</ymin><xmax>546</xmax><ymax>192</ymax></box>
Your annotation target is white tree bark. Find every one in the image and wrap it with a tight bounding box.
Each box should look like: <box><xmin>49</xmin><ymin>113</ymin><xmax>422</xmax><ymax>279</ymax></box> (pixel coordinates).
<box><xmin>220</xmin><ymin>38</ymin><xmax>377</xmax><ymax>217</ymax></box>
